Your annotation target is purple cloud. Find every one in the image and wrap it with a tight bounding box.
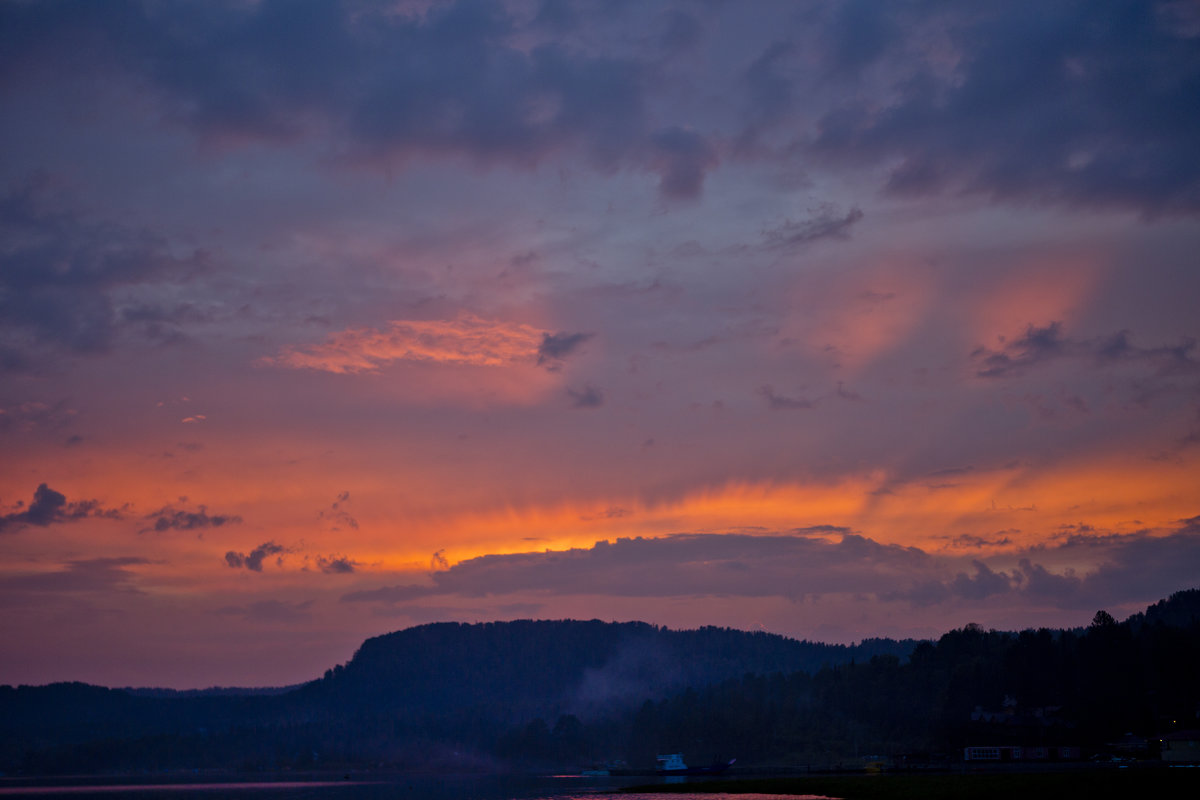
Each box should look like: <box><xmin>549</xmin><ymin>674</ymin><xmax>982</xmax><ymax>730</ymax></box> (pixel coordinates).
<box><xmin>224</xmin><ymin>541</ymin><xmax>288</xmax><ymax>572</ymax></box>
<box><xmin>807</xmin><ymin>1</ymin><xmax>1200</xmax><ymax>215</ymax></box>
<box><xmin>0</xmin><ymin>484</ymin><xmax>124</xmax><ymax>534</ymax></box>
<box><xmin>342</xmin><ymin>522</ymin><xmax>1200</xmax><ymax>619</ymax></box>
<box><xmin>144</xmin><ymin>505</ymin><xmax>241</xmax><ymax>534</ymax></box>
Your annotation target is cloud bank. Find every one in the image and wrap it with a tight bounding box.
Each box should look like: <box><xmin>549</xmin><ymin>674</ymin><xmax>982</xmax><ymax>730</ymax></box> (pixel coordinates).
<box><xmin>345</xmin><ymin>520</ymin><xmax>1200</xmax><ymax>615</ymax></box>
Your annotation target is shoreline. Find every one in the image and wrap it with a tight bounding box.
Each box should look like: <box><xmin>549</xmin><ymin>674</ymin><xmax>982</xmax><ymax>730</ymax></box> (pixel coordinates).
<box><xmin>623</xmin><ymin>765</ymin><xmax>1200</xmax><ymax>799</ymax></box>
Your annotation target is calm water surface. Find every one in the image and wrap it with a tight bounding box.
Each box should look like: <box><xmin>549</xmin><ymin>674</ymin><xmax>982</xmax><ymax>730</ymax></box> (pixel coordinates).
<box><xmin>0</xmin><ymin>775</ymin><xmax>827</xmax><ymax>800</ymax></box>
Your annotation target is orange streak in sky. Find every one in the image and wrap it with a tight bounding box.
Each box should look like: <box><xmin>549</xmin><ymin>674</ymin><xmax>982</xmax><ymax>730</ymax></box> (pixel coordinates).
<box><xmin>263</xmin><ymin>313</ymin><xmax>548</xmax><ymax>373</ymax></box>
<box><xmin>968</xmin><ymin>252</ymin><xmax>1102</xmax><ymax>346</ymax></box>
<box><xmin>3</xmin><ymin>423</ymin><xmax>1195</xmax><ymax>587</ymax></box>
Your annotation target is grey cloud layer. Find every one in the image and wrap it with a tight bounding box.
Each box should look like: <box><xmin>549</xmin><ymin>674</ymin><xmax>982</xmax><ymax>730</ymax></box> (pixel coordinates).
<box><xmin>807</xmin><ymin>0</ymin><xmax>1200</xmax><ymax>215</ymax></box>
<box><xmin>343</xmin><ymin>532</ymin><xmax>936</xmax><ymax>603</ymax></box>
<box><xmin>0</xmin><ymin>557</ymin><xmax>148</xmax><ymax>606</ymax></box>
<box><xmin>0</xmin><ymin>177</ymin><xmax>206</xmax><ymax>372</ymax></box>
<box><xmin>972</xmin><ymin>323</ymin><xmax>1200</xmax><ymax>380</ymax></box>
<box><xmin>5</xmin><ymin>1</ymin><xmax>1196</xmax><ymax>215</ymax></box>
<box><xmin>343</xmin><ymin>522</ymin><xmax>1200</xmax><ymax>613</ymax></box>
<box><xmin>1</xmin><ymin>0</ymin><xmax>715</xmax><ymax>201</ymax></box>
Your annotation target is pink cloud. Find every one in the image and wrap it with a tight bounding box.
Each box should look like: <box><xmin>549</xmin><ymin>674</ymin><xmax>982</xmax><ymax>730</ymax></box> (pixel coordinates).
<box><xmin>262</xmin><ymin>313</ymin><xmax>549</xmax><ymax>374</ymax></box>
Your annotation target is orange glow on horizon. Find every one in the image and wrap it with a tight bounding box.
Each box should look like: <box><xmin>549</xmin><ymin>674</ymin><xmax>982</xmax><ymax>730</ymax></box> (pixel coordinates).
<box><xmin>362</xmin><ymin>451</ymin><xmax>1198</xmax><ymax>570</ymax></box>
<box><xmin>2</xmin><ymin>424</ymin><xmax>1195</xmax><ymax>586</ymax></box>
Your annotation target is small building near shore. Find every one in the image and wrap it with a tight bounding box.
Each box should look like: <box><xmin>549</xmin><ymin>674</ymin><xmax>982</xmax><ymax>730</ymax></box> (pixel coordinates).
<box><xmin>1161</xmin><ymin>731</ymin><xmax>1200</xmax><ymax>763</ymax></box>
<box><xmin>964</xmin><ymin>745</ymin><xmax>1081</xmax><ymax>761</ymax></box>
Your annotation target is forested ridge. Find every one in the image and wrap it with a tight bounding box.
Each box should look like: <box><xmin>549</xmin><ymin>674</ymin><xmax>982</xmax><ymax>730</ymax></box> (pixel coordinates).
<box><xmin>2</xmin><ymin>591</ymin><xmax>1198</xmax><ymax>774</ymax></box>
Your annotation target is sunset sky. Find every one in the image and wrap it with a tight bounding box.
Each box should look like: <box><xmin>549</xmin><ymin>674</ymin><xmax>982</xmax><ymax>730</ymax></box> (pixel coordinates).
<box><xmin>2</xmin><ymin>0</ymin><xmax>1199</xmax><ymax>689</ymax></box>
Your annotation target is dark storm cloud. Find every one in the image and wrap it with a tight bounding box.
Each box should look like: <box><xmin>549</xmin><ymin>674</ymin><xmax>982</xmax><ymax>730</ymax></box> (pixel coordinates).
<box><xmin>143</xmin><ymin>505</ymin><xmax>242</xmax><ymax>534</ymax></box>
<box><xmin>0</xmin><ymin>0</ymin><xmax>722</xmax><ymax>200</ymax></box>
<box><xmin>809</xmin><ymin>0</ymin><xmax>1200</xmax><ymax>215</ymax></box>
<box><xmin>224</xmin><ymin>541</ymin><xmax>287</xmax><ymax>572</ymax></box>
<box><xmin>536</xmin><ymin>331</ymin><xmax>593</xmax><ymax>365</ymax></box>
<box><xmin>0</xmin><ymin>176</ymin><xmax>205</xmax><ymax>371</ymax></box>
<box><xmin>0</xmin><ymin>483</ymin><xmax>125</xmax><ymax>534</ymax></box>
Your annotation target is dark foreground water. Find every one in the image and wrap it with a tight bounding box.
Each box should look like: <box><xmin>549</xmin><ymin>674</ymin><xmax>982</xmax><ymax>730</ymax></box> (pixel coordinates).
<box><xmin>0</xmin><ymin>775</ymin><xmax>821</xmax><ymax>800</ymax></box>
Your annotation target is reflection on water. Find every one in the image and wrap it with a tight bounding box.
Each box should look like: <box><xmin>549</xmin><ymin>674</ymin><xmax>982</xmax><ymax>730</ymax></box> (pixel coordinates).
<box><xmin>0</xmin><ymin>776</ymin><xmax>830</xmax><ymax>800</ymax></box>
<box><xmin>544</xmin><ymin>795</ymin><xmax>830</xmax><ymax>800</ymax></box>
<box><xmin>0</xmin><ymin>784</ymin><xmax>363</xmax><ymax>795</ymax></box>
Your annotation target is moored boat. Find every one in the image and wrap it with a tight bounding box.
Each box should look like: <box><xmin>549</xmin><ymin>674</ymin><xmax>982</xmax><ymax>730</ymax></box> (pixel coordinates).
<box><xmin>655</xmin><ymin>753</ymin><xmax>736</xmax><ymax>775</ymax></box>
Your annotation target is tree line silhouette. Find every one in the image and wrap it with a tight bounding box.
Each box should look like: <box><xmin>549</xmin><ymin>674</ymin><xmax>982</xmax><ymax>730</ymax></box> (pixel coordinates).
<box><xmin>2</xmin><ymin>591</ymin><xmax>1197</xmax><ymax>774</ymax></box>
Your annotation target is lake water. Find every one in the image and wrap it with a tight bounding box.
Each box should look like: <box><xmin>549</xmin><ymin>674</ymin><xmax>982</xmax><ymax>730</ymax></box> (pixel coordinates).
<box><xmin>0</xmin><ymin>775</ymin><xmax>828</xmax><ymax>800</ymax></box>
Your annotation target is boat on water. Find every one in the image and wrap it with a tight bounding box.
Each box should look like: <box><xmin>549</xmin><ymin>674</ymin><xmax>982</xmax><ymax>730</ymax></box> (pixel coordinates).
<box><xmin>655</xmin><ymin>753</ymin><xmax>736</xmax><ymax>775</ymax></box>
<box><xmin>580</xmin><ymin>759</ymin><xmax>629</xmax><ymax>776</ymax></box>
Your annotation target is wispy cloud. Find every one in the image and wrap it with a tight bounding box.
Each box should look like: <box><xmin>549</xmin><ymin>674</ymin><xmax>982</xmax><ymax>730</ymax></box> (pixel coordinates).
<box><xmin>262</xmin><ymin>313</ymin><xmax>549</xmax><ymax>374</ymax></box>
<box><xmin>972</xmin><ymin>323</ymin><xmax>1200</xmax><ymax>379</ymax></box>
<box><xmin>215</xmin><ymin>599</ymin><xmax>314</xmax><ymax>624</ymax></box>
<box><xmin>758</xmin><ymin>385</ymin><xmax>813</xmax><ymax>410</ymax></box>
<box><xmin>761</xmin><ymin>205</ymin><xmax>864</xmax><ymax>249</ymax></box>
<box><xmin>143</xmin><ymin>504</ymin><xmax>241</xmax><ymax>534</ymax></box>
<box><xmin>0</xmin><ymin>557</ymin><xmax>148</xmax><ymax>601</ymax></box>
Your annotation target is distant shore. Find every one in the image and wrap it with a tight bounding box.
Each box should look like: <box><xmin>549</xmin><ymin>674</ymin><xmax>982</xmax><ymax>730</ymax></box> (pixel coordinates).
<box><xmin>626</xmin><ymin>766</ymin><xmax>1199</xmax><ymax>799</ymax></box>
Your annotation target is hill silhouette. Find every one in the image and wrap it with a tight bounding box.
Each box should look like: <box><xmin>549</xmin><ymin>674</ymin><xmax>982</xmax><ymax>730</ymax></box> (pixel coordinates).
<box><xmin>298</xmin><ymin>620</ymin><xmax>916</xmax><ymax>720</ymax></box>
<box><xmin>2</xmin><ymin>591</ymin><xmax>1199</xmax><ymax>774</ymax></box>
<box><xmin>0</xmin><ymin>620</ymin><xmax>913</xmax><ymax>772</ymax></box>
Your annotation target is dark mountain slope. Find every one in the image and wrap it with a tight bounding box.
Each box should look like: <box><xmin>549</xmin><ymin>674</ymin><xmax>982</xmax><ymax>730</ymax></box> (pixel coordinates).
<box><xmin>1126</xmin><ymin>587</ymin><xmax>1200</xmax><ymax>630</ymax></box>
<box><xmin>297</xmin><ymin>620</ymin><xmax>917</xmax><ymax>720</ymax></box>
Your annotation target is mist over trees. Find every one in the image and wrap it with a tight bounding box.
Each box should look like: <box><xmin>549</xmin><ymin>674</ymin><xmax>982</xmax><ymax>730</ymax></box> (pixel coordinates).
<box><xmin>3</xmin><ymin>590</ymin><xmax>1199</xmax><ymax>774</ymax></box>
